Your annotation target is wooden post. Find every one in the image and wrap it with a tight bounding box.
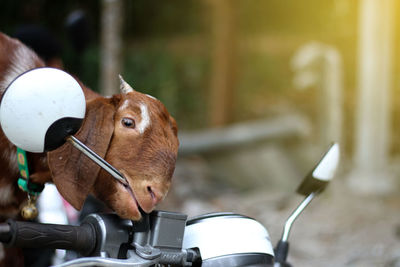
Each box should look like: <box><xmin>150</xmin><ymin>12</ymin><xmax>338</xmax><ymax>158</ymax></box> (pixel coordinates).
<box><xmin>208</xmin><ymin>0</ymin><xmax>236</xmax><ymax>126</ymax></box>
<box><xmin>100</xmin><ymin>0</ymin><xmax>124</xmax><ymax>95</ymax></box>
<box><xmin>348</xmin><ymin>0</ymin><xmax>396</xmax><ymax>194</ymax></box>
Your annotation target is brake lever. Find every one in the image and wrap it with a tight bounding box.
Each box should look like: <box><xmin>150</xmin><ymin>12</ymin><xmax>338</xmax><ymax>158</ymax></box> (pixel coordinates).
<box><xmin>52</xmin><ymin>250</ymin><xmax>157</xmax><ymax>267</ymax></box>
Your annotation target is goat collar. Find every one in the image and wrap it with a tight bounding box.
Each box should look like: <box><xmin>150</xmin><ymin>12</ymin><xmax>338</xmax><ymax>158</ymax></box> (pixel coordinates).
<box><xmin>16</xmin><ymin>147</ymin><xmax>44</xmax><ymax>196</ymax></box>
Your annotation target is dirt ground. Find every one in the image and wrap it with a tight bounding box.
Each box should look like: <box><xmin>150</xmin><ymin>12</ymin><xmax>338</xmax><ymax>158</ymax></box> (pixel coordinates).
<box><xmin>159</xmin><ymin>158</ymin><xmax>400</xmax><ymax>267</ymax></box>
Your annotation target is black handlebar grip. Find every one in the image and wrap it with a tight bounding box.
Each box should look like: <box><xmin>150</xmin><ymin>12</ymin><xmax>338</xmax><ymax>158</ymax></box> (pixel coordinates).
<box><xmin>5</xmin><ymin>220</ymin><xmax>96</xmax><ymax>256</ymax></box>
<box><xmin>0</xmin><ymin>224</ymin><xmax>12</xmax><ymax>243</ymax></box>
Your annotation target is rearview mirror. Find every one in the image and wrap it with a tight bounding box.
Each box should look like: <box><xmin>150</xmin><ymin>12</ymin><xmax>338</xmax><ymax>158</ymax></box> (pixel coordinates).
<box><xmin>0</xmin><ymin>67</ymin><xmax>128</xmax><ymax>186</ymax></box>
<box><xmin>275</xmin><ymin>142</ymin><xmax>340</xmax><ymax>264</ymax></box>
<box><xmin>0</xmin><ymin>67</ymin><xmax>86</xmax><ymax>152</ymax></box>
<box><xmin>296</xmin><ymin>143</ymin><xmax>340</xmax><ymax>195</ymax></box>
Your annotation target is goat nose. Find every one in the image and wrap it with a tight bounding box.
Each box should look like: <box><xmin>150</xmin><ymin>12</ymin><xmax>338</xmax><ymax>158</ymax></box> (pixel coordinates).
<box><xmin>146</xmin><ymin>186</ymin><xmax>163</xmax><ymax>206</ymax></box>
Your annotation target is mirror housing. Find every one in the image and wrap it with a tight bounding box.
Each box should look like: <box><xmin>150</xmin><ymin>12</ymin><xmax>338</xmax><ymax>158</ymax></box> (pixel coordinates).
<box><xmin>0</xmin><ymin>67</ymin><xmax>86</xmax><ymax>152</ymax></box>
<box><xmin>296</xmin><ymin>143</ymin><xmax>340</xmax><ymax>195</ymax></box>
<box><xmin>0</xmin><ymin>67</ymin><xmax>129</xmax><ymax>186</ymax></box>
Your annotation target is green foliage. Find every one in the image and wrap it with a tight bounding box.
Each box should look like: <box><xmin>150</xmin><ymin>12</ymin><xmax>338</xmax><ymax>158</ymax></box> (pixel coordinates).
<box><xmin>122</xmin><ymin>44</ymin><xmax>209</xmax><ymax>129</ymax></box>
<box><xmin>0</xmin><ymin>0</ymin><xmax>360</xmax><ymax>130</ymax></box>
<box><xmin>123</xmin><ymin>0</ymin><xmax>205</xmax><ymax>38</ymax></box>
<box><xmin>236</xmin><ymin>51</ymin><xmax>291</xmax><ymax>120</ymax></box>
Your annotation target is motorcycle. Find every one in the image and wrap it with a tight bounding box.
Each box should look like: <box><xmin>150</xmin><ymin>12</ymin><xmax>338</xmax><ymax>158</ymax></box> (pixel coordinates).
<box><xmin>0</xmin><ymin>68</ymin><xmax>340</xmax><ymax>266</ymax></box>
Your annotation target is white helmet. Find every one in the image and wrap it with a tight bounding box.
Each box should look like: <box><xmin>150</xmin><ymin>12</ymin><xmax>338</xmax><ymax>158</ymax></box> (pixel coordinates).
<box><xmin>0</xmin><ymin>67</ymin><xmax>86</xmax><ymax>152</ymax></box>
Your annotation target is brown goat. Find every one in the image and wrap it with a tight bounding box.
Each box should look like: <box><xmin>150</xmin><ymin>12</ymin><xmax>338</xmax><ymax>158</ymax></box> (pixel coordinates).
<box><xmin>0</xmin><ymin>32</ymin><xmax>179</xmax><ymax>265</ymax></box>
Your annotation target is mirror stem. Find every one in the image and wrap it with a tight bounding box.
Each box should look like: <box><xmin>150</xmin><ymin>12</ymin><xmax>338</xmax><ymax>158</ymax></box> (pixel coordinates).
<box><xmin>281</xmin><ymin>192</ymin><xmax>316</xmax><ymax>242</ymax></box>
<box><xmin>66</xmin><ymin>136</ymin><xmax>128</xmax><ymax>186</ymax></box>
<box><xmin>275</xmin><ymin>192</ymin><xmax>316</xmax><ymax>265</ymax></box>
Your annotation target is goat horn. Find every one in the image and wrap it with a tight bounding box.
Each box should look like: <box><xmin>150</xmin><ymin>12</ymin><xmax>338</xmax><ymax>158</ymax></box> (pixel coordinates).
<box><xmin>119</xmin><ymin>75</ymin><xmax>134</xmax><ymax>94</ymax></box>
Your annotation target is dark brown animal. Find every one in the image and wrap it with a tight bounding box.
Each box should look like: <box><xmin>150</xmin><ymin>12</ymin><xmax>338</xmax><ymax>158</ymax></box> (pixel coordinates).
<box><xmin>0</xmin><ymin>32</ymin><xmax>179</xmax><ymax>265</ymax></box>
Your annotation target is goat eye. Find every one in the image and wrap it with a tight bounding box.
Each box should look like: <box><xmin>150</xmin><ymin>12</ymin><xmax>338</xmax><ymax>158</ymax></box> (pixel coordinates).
<box><xmin>122</xmin><ymin>118</ymin><xmax>135</xmax><ymax>128</ymax></box>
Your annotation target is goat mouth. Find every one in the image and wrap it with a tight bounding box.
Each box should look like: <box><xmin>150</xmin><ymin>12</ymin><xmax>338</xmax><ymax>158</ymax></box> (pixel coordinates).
<box><xmin>124</xmin><ymin>183</ymin><xmax>139</xmax><ymax>207</ymax></box>
<box><xmin>119</xmin><ymin>173</ymin><xmax>143</xmax><ymax>218</ymax></box>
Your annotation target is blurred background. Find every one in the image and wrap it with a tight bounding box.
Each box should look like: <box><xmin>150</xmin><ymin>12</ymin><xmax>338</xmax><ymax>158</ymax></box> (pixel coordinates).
<box><xmin>2</xmin><ymin>0</ymin><xmax>400</xmax><ymax>266</ymax></box>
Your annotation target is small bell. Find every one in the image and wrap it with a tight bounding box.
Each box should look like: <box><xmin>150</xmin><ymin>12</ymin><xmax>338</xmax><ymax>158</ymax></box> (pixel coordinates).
<box><xmin>21</xmin><ymin>195</ymin><xmax>38</xmax><ymax>220</ymax></box>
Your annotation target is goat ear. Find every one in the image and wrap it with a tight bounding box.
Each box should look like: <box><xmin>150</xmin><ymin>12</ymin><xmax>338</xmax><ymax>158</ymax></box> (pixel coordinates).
<box><xmin>47</xmin><ymin>97</ymin><xmax>117</xmax><ymax>210</ymax></box>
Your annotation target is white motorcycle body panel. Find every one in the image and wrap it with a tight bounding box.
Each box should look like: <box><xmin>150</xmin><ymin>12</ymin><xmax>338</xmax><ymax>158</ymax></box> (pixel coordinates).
<box><xmin>183</xmin><ymin>213</ymin><xmax>274</xmax><ymax>260</ymax></box>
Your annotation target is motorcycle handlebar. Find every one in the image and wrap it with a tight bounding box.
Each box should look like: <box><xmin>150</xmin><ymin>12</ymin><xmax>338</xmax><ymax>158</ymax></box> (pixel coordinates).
<box><xmin>0</xmin><ymin>212</ymin><xmax>197</xmax><ymax>267</ymax></box>
<box><xmin>0</xmin><ymin>220</ymin><xmax>96</xmax><ymax>256</ymax></box>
